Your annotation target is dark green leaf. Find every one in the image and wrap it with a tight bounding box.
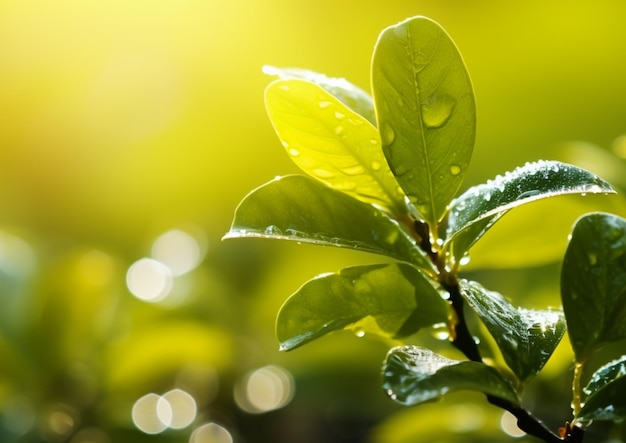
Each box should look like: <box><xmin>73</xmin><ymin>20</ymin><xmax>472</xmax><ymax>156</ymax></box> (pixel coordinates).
<box><xmin>265</xmin><ymin>79</ymin><xmax>406</xmax><ymax>216</ymax></box>
<box><xmin>262</xmin><ymin>65</ymin><xmax>376</xmax><ymax>125</ymax></box>
<box><xmin>276</xmin><ymin>263</ymin><xmax>449</xmax><ymax>350</ymax></box>
<box><xmin>460</xmin><ymin>280</ymin><xmax>566</xmax><ymax>382</ymax></box>
<box><xmin>584</xmin><ymin>355</ymin><xmax>626</xmax><ymax>399</ymax></box>
<box><xmin>371</xmin><ymin>16</ymin><xmax>475</xmax><ymax>227</ymax></box>
<box><xmin>383</xmin><ymin>346</ymin><xmax>519</xmax><ymax>406</ymax></box>
<box><xmin>578</xmin><ymin>376</ymin><xmax>626</xmax><ymax>422</ymax></box>
<box><xmin>446</xmin><ymin>161</ymin><xmax>615</xmax><ymax>262</ymax></box>
<box><xmin>561</xmin><ymin>213</ymin><xmax>626</xmax><ymax>361</ymax></box>
<box><xmin>223</xmin><ymin>175</ymin><xmax>435</xmax><ymax>272</ymax></box>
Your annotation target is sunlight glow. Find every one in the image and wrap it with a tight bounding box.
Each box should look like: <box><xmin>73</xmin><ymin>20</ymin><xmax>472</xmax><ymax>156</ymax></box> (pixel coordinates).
<box><xmin>189</xmin><ymin>423</ymin><xmax>233</xmax><ymax>443</ymax></box>
<box><xmin>151</xmin><ymin>229</ymin><xmax>204</xmax><ymax>276</ymax></box>
<box><xmin>126</xmin><ymin>258</ymin><xmax>173</xmax><ymax>302</ymax></box>
<box><xmin>234</xmin><ymin>365</ymin><xmax>295</xmax><ymax>414</ymax></box>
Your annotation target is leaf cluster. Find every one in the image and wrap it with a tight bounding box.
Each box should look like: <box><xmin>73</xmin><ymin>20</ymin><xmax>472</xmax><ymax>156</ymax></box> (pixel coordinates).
<box><xmin>225</xmin><ymin>16</ymin><xmax>626</xmax><ymax>442</ymax></box>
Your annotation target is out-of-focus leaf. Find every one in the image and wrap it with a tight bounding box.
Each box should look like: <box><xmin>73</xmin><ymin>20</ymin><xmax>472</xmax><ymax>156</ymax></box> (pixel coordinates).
<box><xmin>561</xmin><ymin>213</ymin><xmax>626</xmax><ymax>361</ymax></box>
<box><xmin>578</xmin><ymin>376</ymin><xmax>626</xmax><ymax>422</ymax></box>
<box><xmin>265</xmin><ymin>79</ymin><xmax>405</xmax><ymax>216</ymax></box>
<box><xmin>223</xmin><ymin>175</ymin><xmax>435</xmax><ymax>273</ymax></box>
<box><xmin>461</xmin><ymin>197</ymin><xmax>614</xmax><ymax>270</ymax></box>
<box><xmin>383</xmin><ymin>346</ymin><xmax>519</xmax><ymax>406</ymax></box>
<box><xmin>584</xmin><ymin>355</ymin><xmax>626</xmax><ymax>399</ymax></box>
<box><xmin>460</xmin><ymin>280</ymin><xmax>566</xmax><ymax>382</ymax></box>
<box><xmin>446</xmin><ymin>161</ymin><xmax>615</xmax><ymax>262</ymax></box>
<box><xmin>371</xmin><ymin>16</ymin><xmax>475</xmax><ymax>227</ymax></box>
<box><xmin>276</xmin><ymin>263</ymin><xmax>449</xmax><ymax>351</ymax></box>
<box><xmin>262</xmin><ymin>65</ymin><xmax>376</xmax><ymax>125</ymax></box>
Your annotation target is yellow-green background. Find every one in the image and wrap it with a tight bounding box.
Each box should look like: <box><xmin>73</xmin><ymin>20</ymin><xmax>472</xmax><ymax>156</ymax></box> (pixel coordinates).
<box><xmin>1</xmin><ymin>1</ymin><xmax>625</xmax><ymax>442</ymax></box>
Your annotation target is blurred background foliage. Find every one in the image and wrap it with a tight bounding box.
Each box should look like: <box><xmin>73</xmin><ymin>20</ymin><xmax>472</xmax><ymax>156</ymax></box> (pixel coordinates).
<box><xmin>1</xmin><ymin>1</ymin><xmax>626</xmax><ymax>442</ymax></box>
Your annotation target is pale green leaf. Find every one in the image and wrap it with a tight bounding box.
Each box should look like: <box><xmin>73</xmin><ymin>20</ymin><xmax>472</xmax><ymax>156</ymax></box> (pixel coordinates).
<box><xmin>445</xmin><ymin>161</ymin><xmax>615</xmax><ymax>263</ymax></box>
<box><xmin>584</xmin><ymin>355</ymin><xmax>626</xmax><ymax>399</ymax></box>
<box><xmin>460</xmin><ymin>280</ymin><xmax>566</xmax><ymax>382</ymax></box>
<box><xmin>383</xmin><ymin>346</ymin><xmax>519</xmax><ymax>406</ymax></box>
<box><xmin>223</xmin><ymin>175</ymin><xmax>435</xmax><ymax>273</ymax></box>
<box><xmin>371</xmin><ymin>16</ymin><xmax>475</xmax><ymax>226</ymax></box>
<box><xmin>265</xmin><ymin>79</ymin><xmax>406</xmax><ymax>216</ymax></box>
<box><xmin>561</xmin><ymin>213</ymin><xmax>626</xmax><ymax>361</ymax></box>
<box><xmin>262</xmin><ymin>65</ymin><xmax>376</xmax><ymax>124</ymax></box>
<box><xmin>276</xmin><ymin>263</ymin><xmax>449</xmax><ymax>350</ymax></box>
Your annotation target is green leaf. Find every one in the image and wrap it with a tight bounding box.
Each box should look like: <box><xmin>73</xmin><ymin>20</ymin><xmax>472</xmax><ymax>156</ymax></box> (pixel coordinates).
<box><xmin>223</xmin><ymin>175</ymin><xmax>435</xmax><ymax>272</ymax></box>
<box><xmin>561</xmin><ymin>213</ymin><xmax>626</xmax><ymax>361</ymax></box>
<box><xmin>265</xmin><ymin>79</ymin><xmax>406</xmax><ymax>216</ymax></box>
<box><xmin>578</xmin><ymin>376</ymin><xmax>626</xmax><ymax>422</ymax></box>
<box><xmin>383</xmin><ymin>346</ymin><xmax>519</xmax><ymax>406</ymax></box>
<box><xmin>262</xmin><ymin>65</ymin><xmax>376</xmax><ymax>125</ymax></box>
<box><xmin>276</xmin><ymin>263</ymin><xmax>449</xmax><ymax>350</ymax></box>
<box><xmin>445</xmin><ymin>161</ymin><xmax>615</xmax><ymax>262</ymax></box>
<box><xmin>371</xmin><ymin>16</ymin><xmax>475</xmax><ymax>226</ymax></box>
<box><xmin>460</xmin><ymin>280</ymin><xmax>566</xmax><ymax>382</ymax></box>
<box><xmin>584</xmin><ymin>355</ymin><xmax>626</xmax><ymax>399</ymax></box>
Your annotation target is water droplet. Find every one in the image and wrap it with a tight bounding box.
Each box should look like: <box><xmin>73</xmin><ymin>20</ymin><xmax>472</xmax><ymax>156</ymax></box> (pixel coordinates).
<box><xmin>334</xmin><ymin>111</ymin><xmax>345</xmax><ymax>119</ymax></box>
<box><xmin>431</xmin><ymin>323</ymin><xmax>450</xmax><ymax>340</ymax></box>
<box><xmin>281</xmin><ymin>140</ymin><xmax>289</xmax><ymax>148</ymax></box>
<box><xmin>421</xmin><ymin>94</ymin><xmax>456</xmax><ymax>128</ymax></box>
<box><xmin>380</xmin><ymin>123</ymin><xmax>396</xmax><ymax>145</ymax></box>
<box><xmin>288</xmin><ymin>148</ymin><xmax>300</xmax><ymax>157</ymax></box>
<box><xmin>370</xmin><ymin>161</ymin><xmax>381</xmax><ymax>171</ymax></box>
<box><xmin>369</xmin><ymin>138</ymin><xmax>378</xmax><ymax>145</ymax></box>
<box><xmin>459</xmin><ymin>254</ymin><xmax>471</xmax><ymax>266</ymax></box>
<box><xmin>279</xmin><ymin>84</ymin><xmax>290</xmax><ymax>91</ymax></box>
<box><xmin>313</xmin><ymin>168</ymin><xmax>335</xmax><ymax>179</ymax></box>
<box><xmin>264</xmin><ymin>225</ymin><xmax>283</xmax><ymax>235</ymax></box>
<box><xmin>318</xmin><ymin>101</ymin><xmax>332</xmax><ymax>109</ymax></box>
<box><xmin>340</xmin><ymin>165</ymin><xmax>365</xmax><ymax>176</ymax></box>
<box><xmin>335</xmin><ymin>125</ymin><xmax>345</xmax><ymax>136</ymax></box>
<box><xmin>333</xmin><ymin>181</ymin><xmax>357</xmax><ymax>191</ymax></box>
<box><xmin>588</xmin><ymin>253</ymin><xmax>598</xmax><ymax>265</ymax></box>
<box><xmin>450</xmin><ymin>165</ymin><xmax>461</xmax><ymax>176</ymax></box>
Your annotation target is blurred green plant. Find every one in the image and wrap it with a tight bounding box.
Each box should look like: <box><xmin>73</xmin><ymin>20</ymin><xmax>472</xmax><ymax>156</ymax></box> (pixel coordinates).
<box><xmin>225</xmin><ymin>16</ymin><xmax>626</xmax><ymax>442</ymax></box>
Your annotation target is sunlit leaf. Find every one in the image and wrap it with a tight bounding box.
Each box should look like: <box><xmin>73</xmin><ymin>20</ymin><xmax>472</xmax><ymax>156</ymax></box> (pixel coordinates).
<box><xmin>584</xmin><ymin>355</ymin><xmax>626</xmax><ymax>399</ymax></box>
<box><xmin>561</xmin><ymin>213</ymin><xmax>626</xmax><ymax>361</ymax></box>
<box><xmin>223</xmin><ymin>175</ymin><xmax>435</xmax><ymax>272</ymax></box>
<box><xmin>265</xmin><ymin>79</ymin><xmax>406</xmax><ymax>216</ymax></box>
<box><xmin>460</xmin><ymin>280</ymin><xmax>566</xmax><ymax>382</ymax></box>
<box><xmin>276</xmin><ymin>263</ymin><xmax>449</xmax><ymax>350</ymax></box>
<box><xmin>371</xmin><ymin>16</ymin><xmax>475</xmax><ymax>226</ymax></box>
<box><xmin>446</xmin><ymin>161</ymin><xmax>615</xmax><ymax>262</ymax></box>
<box><xmin>578</xmin><ymin>376</ymin><xmax>626</xmax><ymax>422</ymax></box>
<box><xmin>262</xmin><ymin>65</ymin><xmax>376</xmax><ymax>125</ymax></box>
<box><xmin>383</xmin><ymin>346</ymin><xmax>519</xmax><ymax>406</ymax></box>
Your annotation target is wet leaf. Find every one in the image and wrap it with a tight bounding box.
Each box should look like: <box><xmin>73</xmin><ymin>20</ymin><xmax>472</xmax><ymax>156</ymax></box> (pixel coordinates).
<box><xmin>578</xmin><ymin>376</ymin><xmax>626</xmax><ymax>422</ymax></box>
<box><xmin>262</xmin><ymin>65</ymin><xmax>376</xmax><ymax>125</ymax></box>
<box><xmin>265</xmin><ymin>79</ymin><xmax>406</xmax><ymax>216</ymax></box>
<box><xmin>223</xmin><ymin>175</ymin><xmax>435</xmax><ymax>273</ymax></box>
<box><xmin>584</xmin><ymin>355</ymin><xmax>626</xmax><ymax>399</ymax></box>
<box><xmin>383</xmin><ymin>346</ymin><xmax>519</xmax><ymax>406</ymax></box>
<box><xmin>446</xmin><ymin>161</ymin><xmax>615</xmax><ymax>262</ymax></box>
<box><xmin>460</xmin><ymin>280</ymin><xmax>566</xmax><ymax>382</ymax></box>
<box><xmin>276</xmin><ymin>263</ymin><xmax>449</xmax><ymax>350</ymax></box>
<box><xmin>561</xmin><ymin>213</ymin><xmax>626</xmax><ymax>361</ymax></box>
<box><xmin>371</xmin><ymin>16</ymin><xmax>475</xmax><ymax>226</ymax></box>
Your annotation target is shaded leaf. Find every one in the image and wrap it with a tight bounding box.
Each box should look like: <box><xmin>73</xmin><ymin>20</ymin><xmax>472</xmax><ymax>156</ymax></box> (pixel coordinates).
<box><xmin>561</xmin><ymin>213</ymin><xmax>626</xmax><ymax>361</ymax></box>
<box><xmin>383</xmin><ymin>346</ymin><xmax>519</xmax><ymax>406</ymax></box>
<box><xmin>460</xmin><ymin>280</ymin><xmax>566</xmax><ymax>382</ymax></box>
<box><xmin>371</xmin><ymin>16</ymin><xmax>475</xmax><ymax>226</ymax></box>
<box><xmin>262</xmin><ymin>65</ymin><xmax>376</xmax><ymax>125</ymax></box>
<box><xmin>446</xmin><ymin>161</ymin><xmax>615</xmax><ymax>262</ymax></box>
<box><xmin>223</xmin><ymin>175</ymin><xmax>435</xmax><ymax>272</ymax></box>
<box><xmin>578</xmin><ymin>376</ymin><xmax>626</xmax><ymax>422</ymax></box>
<box><xmin>265</xmin><ymin>79</ymin><xmax>405</xmax><ymax>216</ymax></box>
<box><xmin>584</xmin><ymin>355</ymin><xmax>626</xmax><ymax>399</ymax></box>
<box><xmin>276</xmin><ymin>263</ymin><xmax>449</xmax><ymax>350</ymax></box>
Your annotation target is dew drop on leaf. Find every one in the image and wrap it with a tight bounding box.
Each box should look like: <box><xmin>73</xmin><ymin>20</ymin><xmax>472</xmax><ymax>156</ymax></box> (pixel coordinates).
<box><xmin>380</xmin><ymin>123</ymin><xmax>396</xmax><ymax>145</ymax></box>
<box><xmin>421</xmin><ymin>94</ymin><xmax>456</xmax><ymax>128</ymax></box>
<box><xmin>334</xmin><ymin>111</ymin><xmax>345</xmax><ymax>119</ymax></box>
<box><xmin>371</xmin><ymin>161</ymin><xmax>382</xmax><ymax>171</ymax></box>
<box><xmin>449</xmin><ymin>164</ymin><xmax>461</xmax><ymax>176</ymax></box>
<box><xmin>288</xmin><ymin>148</ymin><xmax>300</xmax><ymax>157</ymax></box>
<box><xmin>318</xmin><ymin>100</ymin><xmax>332</xmax><ymax>109</ymax></box>
<box><xmin>313</xmin><ymin>168</ymin><xmax>335</xmax><ymax>179</ymax></box>
<box><xmin>340</xmin><ymin>165</ymin><xmax>365</xmax><ymax>176</ymax></box>
<box><xmin>335</xmin><ymin>125</ymin><xmax>345</xmax><ymax>135</ymax></box>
